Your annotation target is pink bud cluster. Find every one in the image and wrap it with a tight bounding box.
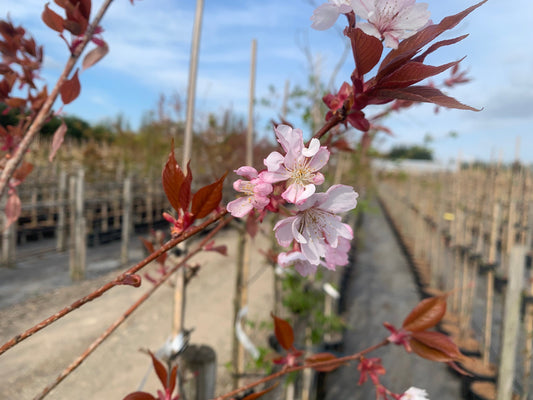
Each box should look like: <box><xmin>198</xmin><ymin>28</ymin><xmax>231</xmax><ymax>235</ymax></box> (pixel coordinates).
<box><xmin>227</xmin><ymin>124</ymin><xmax>358</xmax><ymax>276</ymax></box>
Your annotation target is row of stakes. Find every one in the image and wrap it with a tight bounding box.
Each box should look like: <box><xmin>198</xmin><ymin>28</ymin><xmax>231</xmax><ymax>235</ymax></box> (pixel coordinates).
<box><xmin>377</xmin><ymin>164</ymin><xmax>533</xmax><ymax>400</ymax></box>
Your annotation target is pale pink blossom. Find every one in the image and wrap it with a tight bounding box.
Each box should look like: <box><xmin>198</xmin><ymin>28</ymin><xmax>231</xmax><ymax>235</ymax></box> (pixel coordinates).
<box><xmin>324</xmin><ymin>236</ymin><xmax>351</xmax><ymax>270</ymax></box>
<box><xmin>263</xmin><ymin>125</ymin><xmax>330</xmax><ymax>204</ymax></box>
<box><xmin>227</xmin><ymin>166</ymin><xmax>273</xmax><ymax>218</ymax></box>
<box><xmin>400</xmin><ymin>387</ymin><xmax>430</xmax><ymax>400</ymax></box>
<box><xmin>278</xmin><ymin>251</ymin><xmax>318</xmax><ymax>277</ymax></box>
<box><xmin>274</xmin><ymin>184</ymin><xmax>358</xmax><ymax>265</ymax></box>
<box><xmin>351</xmin><ymin>0</ymin><xmax>430</xmax><ymax>49</ymax></box>
<box><xmin>311</xmin><ymin>0</ymin><xmax>352</xmax><ymax>30</ymax></box>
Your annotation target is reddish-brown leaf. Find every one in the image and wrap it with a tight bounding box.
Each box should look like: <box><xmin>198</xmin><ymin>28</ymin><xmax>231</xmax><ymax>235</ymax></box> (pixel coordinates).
<box><xmin>191</xmin><ymin>172</ymin><xmax>227</xmax><ymax>219</ymax></box>
<box><xmin>377</xmin><ymin>0</ymin><xmax>487</xmax><ymax>80</ymax></box>
<box><xmin>63</xmin><ymin>20</ymin><xmax>83</xmax><ymax>36</ymax></box>
<box><xmin>5</xmin><ymin>97</ymin><xmax>26</xmax><ymax>108</ymax></box>
<box><xmin>168</xmin><ymin>365</ymin><xmax>178</xmax><ymax>396</ymax></box>
<box><xmin>140</xmin><ymin>237</ymin><xmax>155</xmax><ymax>254</ymax></box>
<box><xmin>49</xmin><ymin>121</ymin><xmax>67</xmax><ymax>162</ymax></box>
<box><xmin>60</xmin><ymin>69</ymin><xmax>81</xmax><ymax>105</ymax></box>
<box><xmin>246</xmin><ymin>212</ymin><xmax>259</xmax><ymax>238</ymax></box>
<box><xmin>271</xmin><ymin>313</ymin><xmax>294</xmax><ymax>351</ymax></box>
<box><xmin>42</xmin><ymin>3</ymin><xmax>64</xmax><ymax>33</ymax></box>
<box><xmin>410</xmin><ymin>331</ymin><xmax>464</xmax><ymax>362</ymax></box>
<box><xmin>82</xmin><ymin>41</ymin><xmax>109</xmax><ymax>70</ymax></box>
<box><xmin>242</xmin><ymin>383</ymin><xmax>279</xmax><ymax>400</ymax></box>
<box><xmin>412</xmin><ymin>35</ymin><xmax>469</xmax><ymax>64</ymax></box>
<box><xmin>306</xmin><ymin>352</ymin><xmax>345</xmax><ymax>372</ymax></box>
<box><xmin>372</xmin><ymin>86</ymin><xmax>481</xmax><ymax>111</ymax></box>
<box><xmin>401</xmin><ymin>295</ymin><xmax>448</xmax><ymax>332</ymax></box>
<box><xmin>122</xmin><ymin>392</ymin><xmax>157</xmax><ymax>400</ymax></box>
<box><xmin>377</xmin><ymin>59</ymin><xmax>463</xmax><ymax>90</ymax></box>
<box><xmin>351</xmin><ymin>28</ymin><xmax>383</xmax><ymax>77</ymax></box>
<box><xmin>148</xmin><ymin>351</ymin><xmax>168</xmax><ymax>389</ymax></box>
<box><xmin>161</xmin><ymin>143</ymin><xmax>186</xmax><ymax>212</ymax></box>
<box><xmin>12</xmin><ymin>162</ymin><xmax>34</xmax><ymax>182</ymax></box>
<box><xmin>118</xmin><ymin>274</ymin><xmax>142</xmax><ymax>287</ymax></box>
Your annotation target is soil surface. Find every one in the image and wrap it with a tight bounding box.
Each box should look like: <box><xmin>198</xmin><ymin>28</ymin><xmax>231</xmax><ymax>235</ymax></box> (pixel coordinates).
<box><xmin>0</xmin><ymin>227</ymin><xmax>274</xmax><ymax>400</ymax></box>
<box><xmin>324</xmin><ymin>201</ymin><xmax>463</xmax><ymax>399</ymax></box>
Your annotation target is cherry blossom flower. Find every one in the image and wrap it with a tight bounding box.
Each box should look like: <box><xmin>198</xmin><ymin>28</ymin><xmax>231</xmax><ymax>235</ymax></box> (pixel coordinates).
<box><xmin>227</xmin><ymin>166</ymin><xmax>273</xmax><ymax>218</ymax></box>
<box><xmin>278</xmin><ymin>251</ymin><xmax>318</xmax><ymax>277</ymax></box>
<box><xmin>400</xmin><ymin>387</ymin><xmax>430</xmax><ymax>400</ymax></box>
<box><xmin>350</xmin><ymin>0</ymin><xmax>431</xmax><ymax>49</ymax></box>
<box><xmin>311</xmin><ymin>0</ymin><xmax>352</xmax><ymax>30</ymax></box>
<box><xmin>274</xmin><ymin>184</ymin><xmax>358</xmax><ymax>265</ymax></box>
<box><xmin>263</xmin><ymin>124</ymin><xmax>330</xmax><ymax>204</ymax></box>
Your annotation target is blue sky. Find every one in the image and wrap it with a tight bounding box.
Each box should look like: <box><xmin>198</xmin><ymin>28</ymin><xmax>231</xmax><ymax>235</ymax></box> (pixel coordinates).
<box><xmin>3</xmin><ymin>0</ymin><xmax>533</xmax><ymax>163</ymax></box>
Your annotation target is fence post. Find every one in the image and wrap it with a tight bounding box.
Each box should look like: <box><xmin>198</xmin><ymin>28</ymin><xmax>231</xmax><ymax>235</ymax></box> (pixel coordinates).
<box><xmin>56</xmin><ymin>169</ymin><xmax>67</xmax><ymax>252</ymax></box>
<box><xmin>121</xmin><ymin>175</ymin><xmax>132</xmax><ymax>266</ymax></box>
<box><xmin>181</xmin><ymin>344</ymin><xmax>216</xmax><ymax>400</ymax></box>
<box><xmin>69</xmin><ymin>169</ymin><xmax>86</xmax><ymax>281</ymax></box>
<box><xmin>496</xmin><ymin>245</ymin><xmax>526</xmax><ymax>400</ymax></box>
<box><xmin>1</xmin><ymin>198</ymin><xmax>17</xmax><ymax>268</ymax></box>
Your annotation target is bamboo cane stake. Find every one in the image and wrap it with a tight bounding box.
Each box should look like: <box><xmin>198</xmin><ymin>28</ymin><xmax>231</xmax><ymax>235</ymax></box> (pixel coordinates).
<box><xmin>521</xmin><ymin>202</ymin><xmax>533</xmax><ymax>400</ymax></box>
<box><xmin>483</xmin><ymin>201</ymin><xmax>501</xmax><ymax>366</ymax></box>
<box><xmin>172</xmin><ymin>0</ymin><xmax>205</xmax><ymax>340</ymax></box>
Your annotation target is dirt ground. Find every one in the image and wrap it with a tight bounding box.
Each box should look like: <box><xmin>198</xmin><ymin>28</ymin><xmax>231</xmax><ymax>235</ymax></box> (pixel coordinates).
<box><xmin>0</xmin><ymin>226</ymin><xmax>274</xmax><ymax>400</ymax></box>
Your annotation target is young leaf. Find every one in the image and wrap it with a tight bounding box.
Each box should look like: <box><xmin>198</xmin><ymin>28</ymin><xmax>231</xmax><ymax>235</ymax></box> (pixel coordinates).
<box><xmin>242</xmin><ymin>383</ymin><xmax>279</xmax><ymax>400</ymax></box>
<box><xmin>410</xmin><ymin>331</ymin><xmax>465</xmax><ymax>362</ymax></box>
<box><xmin>82</xmin><ymin>41</ymin><xmax>109</xmax><ymax>70</ymax></box>
<box><xmin>148</xmin><ymin>351</ymin><xmax>168</xmax><ymax>390</ymax></box>
<box><xmin>42</xmin><ymin>3</ymin><xmax>64</xmax><ymax>33</ymax></box>
<box><xmin>350</xmin><ymin>28</ymin><xmax>383</xmax><ymax>77</ymax></box>
<box><xmin>168</xmin><ymin>365</ymin><xmax>178</xmax><ymax>396</ymax></box>
<box><xmin>191</xmin><ymin>172</ymin><xmax>227</xmax><ymax>219</ymax></box>
<box><xmin>402</xmin><ymin>295</ymin><xmax>447</xmax><ymax>332</ymax></box>
<box><xmin>271</xmin><ymin>313</ymin><xmax>294</xmax><ymax>351</ymax></box>
<box><xmin>372</xmin><ymin>86</ymin><xmax>480</xmax><ymax>111</ymax></box>
<box><xmin>161</xmin><ymin>143</ymin><xmax>186</xmax><ymax>212</ymax></box>
<box><xmin>376</xmin><ymin>59</ymin><xmax>463</xmax><ymax>90</ymax></box>
<box><xmin>60</xmin><ymin>69</ymin><xmax>81</xmax><ymax>105</ymax></box>
<box><xmin>140</xmin><ymin>237</ymin><xmax>155</xmax><ymax>254</ymax></box>
<box><xmin>12</xmin><ymin>162</ymin><xmax>34</xmax><ymax>182</ymax></box>
<box><xmin>49</xmin><ymin>121</ymin><xmax>67</xmax><ymax>162</ymax></box>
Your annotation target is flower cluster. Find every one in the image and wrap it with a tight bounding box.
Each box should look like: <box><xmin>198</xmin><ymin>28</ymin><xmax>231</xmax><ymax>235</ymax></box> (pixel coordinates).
<box><xmin>227</xmin><ymin>124</ymin><xmax>358</xmax><ymax>276</ymax></box>
<box><xmin>311</xmin><ymin>0</ymin><xmax>431</xmax><ymax>49</ymax></box>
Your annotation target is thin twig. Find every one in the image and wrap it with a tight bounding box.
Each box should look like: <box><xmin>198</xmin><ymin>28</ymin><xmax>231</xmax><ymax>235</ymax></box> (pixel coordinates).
<box><xmin>33</xmin><ymin>215</ymin><xmax>232</xmax><ymax>400</ymax></box>
<box><xmin>214</xmin><ymin>338</ymin><xmax>389</xmax><ymax>400</ymax></box>
<box><xmin>311</xmin><ymin>114</ymin><xmax>343</xmax><ymax>141</ymax></box>
<box><xmin>0</xmin><ymin>210</ymin><xmax>228</xmax><ymax>357</ymax></box>
<box><xmin>0</xmin><ymin>0</ymin><xmax>115</xmax><ymax>198</ymax></box>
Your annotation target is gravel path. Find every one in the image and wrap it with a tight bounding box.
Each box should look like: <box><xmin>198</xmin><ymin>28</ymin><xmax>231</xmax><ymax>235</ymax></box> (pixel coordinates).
<box><xmin>324</xmin><ymin>200</ymin><xmax>463</xmax><ymax>400</ymax></box>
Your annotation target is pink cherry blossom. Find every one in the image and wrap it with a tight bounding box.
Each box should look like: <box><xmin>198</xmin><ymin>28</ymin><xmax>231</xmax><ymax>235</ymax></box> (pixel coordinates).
<box><xmin>311</xmin><ymin>0</ymin><xmax>352</xmax><ymax>30</ymax></box>
<box><xmin>278</xmin><ymin>251</ymin><xmax>318</xmax><ymax>277</ymax></box>
<box><xmin>400</xmin><ymin>387</ymin><xmax>429</xmax><ymax>400</ymax></box>
<box><xmin>350</xmin><ymin>0</ymin><xmax>430</xmax><ymax>49</ymax></box>
<box><xmin>274</xmin><ymin>184</ymin><xmax>358</xmax><ymax>265</ymax></box>
<box><xmin>263</xmin><ymin>124</ymin><xmax>330</xmax><ymax>204</ymax></box>
<box><xmin>227</xmin><ymin>166</ymin><xmax>273</xmax><ymax>218</ymax></box>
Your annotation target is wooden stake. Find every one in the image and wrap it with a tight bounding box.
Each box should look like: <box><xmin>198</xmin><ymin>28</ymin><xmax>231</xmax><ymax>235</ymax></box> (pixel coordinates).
<box><xmin>496</xmin><ymin>245</ymin><xmax>526</xmax><ymax>400</ymax></box>
<box><xmin>120</xmin><ymin>176</ymin><xmax>132</xmax><ymax>266</ymax></box>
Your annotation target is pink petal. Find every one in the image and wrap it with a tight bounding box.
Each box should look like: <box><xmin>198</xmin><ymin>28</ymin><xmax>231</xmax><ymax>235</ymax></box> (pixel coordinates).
<box><xmin>253</xmin><ymin>181</ymin><xmax>273</xmax><ymax>197</ymax></box>
<box><xmin>311</xmin><ymin>3</ymin><xmax>342</xmax><ymax>31</ymax></box>
<box><xmin>350</xmin><ymin>0</ymin><xmax>374</xmax><ymax>19</ymax></box>
<box><xmin>308</xmin><ymin>147</ymin><xmax>330</xmax><ymax>171</ymax></box>
<box><xmin>261</xmin><ymin>169</ymin><xmax>290</xmax><ymax>183</ymax></box>
<box><xmin>357</xmin><ymin>21</ymin><xmax>382</xmax><ymax>40</ymax></box>
<box><xmin>264</xmin><ymin>151</ymin><xmax>284</xmax><ymax>172</ymax></box>
<box><xmin>302</xmin><ymin>138</ymin><xmax>320</xmax><ymax>157</ymax></box>
<box><xmin>318</xmin><ymin>184</ymin><xmax>358</xmax><ymax>213</ymax></box>
<box><xmin>234</xmin><ymin>166</ymin><xmax>258</xmax><ymax>179</ymax></box>
<box><xmin>227</xmin><ymin>197</ymin><xmax>254</xmax><ymax>218</ymax></box>
<box><xmin>274</xmin><ymin>216</ymin><xmax>298</xmax><ymax>247</ymax></box>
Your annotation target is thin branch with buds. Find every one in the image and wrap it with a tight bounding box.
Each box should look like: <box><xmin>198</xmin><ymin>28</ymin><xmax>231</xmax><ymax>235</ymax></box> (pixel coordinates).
<box><xmin>215</xmin><ymin>339</ymin><xmax>390</xmax><ymax>400</ymax></box>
